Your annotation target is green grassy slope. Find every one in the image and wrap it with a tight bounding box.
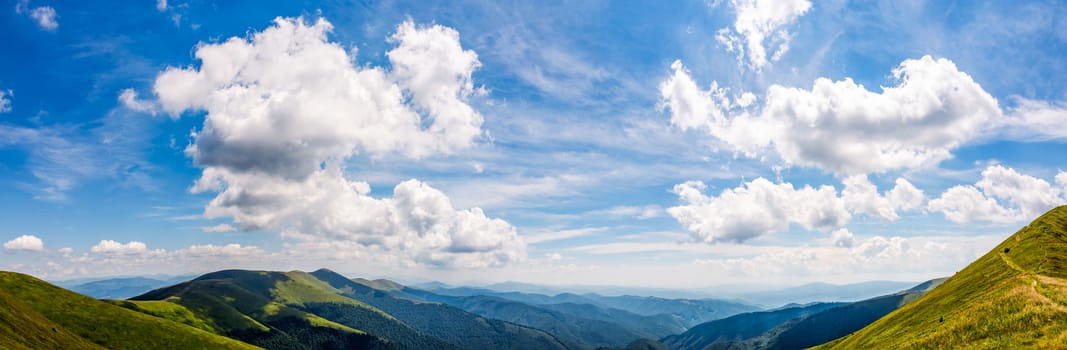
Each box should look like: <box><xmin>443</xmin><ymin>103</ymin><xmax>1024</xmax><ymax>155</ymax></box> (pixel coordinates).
<box><xmin>819</xmin><ymin>206</ymin><xmax>1067</xmax><ymax>349</ymax></box>
<box><xmin>108</xmin><ymin>299</ymin><xmax>218</xmax><ymax>333</ymax></box>
<box><xmin>0</xmin><ymin>287</ymin><xmax>105</xmax><ymax>350</ymax></box>
<box><xmin>0</xmin><ymin>271</ymin><xmax>260</xmax><ymax>350</ymax></box>
<box><xmin>132</xmin><ymin>269</ymin><xmax>444</xmax><ymax>350</ymax></box>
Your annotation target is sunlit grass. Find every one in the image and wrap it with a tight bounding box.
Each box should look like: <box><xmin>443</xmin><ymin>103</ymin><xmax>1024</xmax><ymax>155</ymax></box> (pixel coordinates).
<box><xmin>816</xmin><ymin>206</ymin><xmax>1067</xmax><ymax>349</ymax></box>
<box><xmin>0</xmin><ymin>272</ymin><xmax>260</xmax><ymax>349</ymax></box>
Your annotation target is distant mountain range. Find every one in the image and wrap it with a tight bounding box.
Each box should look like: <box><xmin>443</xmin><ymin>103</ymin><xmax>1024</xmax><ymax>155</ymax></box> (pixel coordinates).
<box><xmin>2</xmin><ymin>206</ymin><xmax>1066</xmax><ymax>349</ymax></box>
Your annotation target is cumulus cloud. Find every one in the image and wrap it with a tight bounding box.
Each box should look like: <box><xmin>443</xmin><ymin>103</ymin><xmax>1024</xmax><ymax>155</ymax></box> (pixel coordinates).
<box><xmin>669</xmin><ymin>176</ymin><xmax>924</xmax><ymax>243</ymax></box>
<box><xmin>3</xmin><ymin>234</ymin><xmax>44</xmax><ymax>252</ymax></box>
<box><xmin>153</xmin><ymin>17</ymin><xmax>524</xmax><ymax>268</ymax></box>
<box><xmin>0</xmin><ymin>89</ymin><xmax>11</xmax><ymax>113</ymax></box>
<box><xmin>842</xmin><ymin>175</ymin><xmax>924</xmax><ymax>222</ymax></box>
<box><xmin>19</xmin><ymin>241</ymin><xmax>268</xmax><ymax>279</ymax></box>
<box><xmin>90</xmin><ymin>240</ymin><xmax>158</xmax><ymax>256</ymax></box>
<box><xmin>929</xmin><ymin>165</ymin><xmax>1066</xmax><ymax>224</ymax></box>
<box><xmin>156</xmin><ymin>0</ymin><xmax>167</xmax><ymax>11</ymax></box>
<box><xmin>662</xmin><ymin>56</ymin><xmax>1001</xmax><ymax>175</ymax></box>
<box><xmin>667</xmin><ymin>178</ymin><xmax>849</xmax><ymax>243</ymax></box>
<box><xmin>830</xmin><ymin>228</ymin><xmax>854</xmax><ymax>248</ymax></box>
<box><xmin>16</xmin><ymin>1</ymin><xmax>57</xmax><ymax>31</ymax></box>
<box><xmin>715</xmin><ymin>0</ymin><xmax>812</xmax><ymax>71</ymax></box>
<box><xmin>694</xmin><ymin>233</ymin><xmax>993</xmax><ymax>280</ymax></box>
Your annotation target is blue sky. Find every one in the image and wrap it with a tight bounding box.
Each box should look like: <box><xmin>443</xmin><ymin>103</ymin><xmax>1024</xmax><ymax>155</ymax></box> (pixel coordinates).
<box><xmin>2</xmin><ymin>0</ymin><xmax>1066</xmax><ymax>290</ymax></box>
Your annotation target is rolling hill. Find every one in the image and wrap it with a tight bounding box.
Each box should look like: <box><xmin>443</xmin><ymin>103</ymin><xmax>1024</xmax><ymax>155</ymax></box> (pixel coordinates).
<box><xmin>0</xmin><ymin>271</ymin><xmax>260</xmax><ymax>350</ymax></box>
<box><xmin>659</xmin><ymin>302</ymin><xmax>843</xmax><ymax>350</ymax></box>
<box><xmin>365</xmin><ymin>280</ymin><xmax>685</xmax><ymax>347</ymax></box>
<box><xmin>819</xmin><ymin>205</ymin><xmax>1067</xmax><ymax>348</ymax></box>
<box><xmin>131</xmin><ymin>269</ymin><xmax>442</xmax><ymax>350</ymax></box>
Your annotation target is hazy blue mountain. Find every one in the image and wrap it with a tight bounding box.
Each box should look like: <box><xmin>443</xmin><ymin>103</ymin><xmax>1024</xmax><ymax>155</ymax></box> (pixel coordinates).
<box><xmin>309</xmin><ymin>269</ymin><xmax>586</xmax><ymax>350</ymax></box>
<box><xmin>730</xmin><ymin>280</ymin><xmax>918</xmax><ymax>307</ymax></box>
<box><xmin>418</xmin><ymin>286</ymin><xmax>757</xmax><ymax>328</ymax></box>
<box><xmin>664</xmin><ymin>278</ymin><xmax>946</xmax><ymax>350</ymax></box>
<box><xmin>734</xmin><ymin>286</ymin><xmax>937</xmax><ymax>350</ymax></box>
<box><xmin>69</xmin><ymin>277</ymin><xmax>172</xmax><ymax>299</ymax></box>
<box><xmin>659</xmin><ymin>302</ymin><xmax>844</xmax><ymax>350</ymax></box>
<box><xmin>393</xmin><ymin>286</ymin><xmax>686</xmax><ymax>348</ymax></box>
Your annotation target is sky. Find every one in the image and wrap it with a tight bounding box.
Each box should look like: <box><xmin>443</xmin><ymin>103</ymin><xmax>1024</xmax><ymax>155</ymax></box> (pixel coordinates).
<box><xmin>2</xmin><ymin>0</ymin><xmax>1067</xmax><ymax>291</ymax></box>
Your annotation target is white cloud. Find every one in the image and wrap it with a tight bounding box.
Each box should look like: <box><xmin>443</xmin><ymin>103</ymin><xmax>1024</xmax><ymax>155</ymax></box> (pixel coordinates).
<box><xmin>715</xmin><ymin>0</ymin><xmax>812</xmax><ymax>71</ymax></box>
<box><xmin>153</xmin><ymin>17</ymin><xmax>522</xmax><ymax>268</ymax></box>
<box><xmin>14</xmin><ymin>241</ymin><xmax>270</xmax><ymax>280</ymax></box>
<box><xmin>667</xmin><ymin>178</ymin><xmax>849</xmax><ymax>243</ymax></box>
<box><xmin>693</xmin><ymin>233</ymin><xmax>995</xmax><ymax>282</ymax></box>
<box><xmin>0</xmin><ymin>89</ymin><xmax>11</xmax><ymax>113</ymax></box>
<box><xmin>661</xmin><ymin>56</ymin><xmax>1000</xmax><ymax>174</ymax></box>
<box><xmin>830</xmin><ymin>228</ymin><xmax>854</xmax><ymax>248</ymax></box>
<box><xmin>27</xmin><ymin>5</ymin><xmax>58</xmax><ymax>31</ymax></box>
<box><xmin>585</xmin><ymin>205</ymin><xmax>663</xmax><ymax>220</ymax></box>
<box><xmin>928</xmin><ymin>185</ymin><xmax>1017</xmax><ymax>224</ymax></box>
<box><xmin>998</xmin><ymin>98</ymin><xmax>1067</xmax><ymax>141</ymax></box>
<box><xmin>3</xmin><ymin>234</ymin><xmax>44</xmax><ymax>252</ymax></box>
<box><xmin>156</xmin><ymin>0</ymin><xmax>167</xmax><ymax>11</ymax></box>
<box><xmin>200</xmin><ymin>224</ymin><xmax>236</xmax><ymax>233</ymax></box>
<box><xmin>929</xmin><ymin>165</ymin><xmax>1066</xmax><ymax>224</ymax></box>
<box><xmin>90</xmin><ymin>240</ymin><xmax>160</xmax><ymax>256</ymax></box>
<box><xmin>842</xmin><ymin>175</ymin><xmax>924</xmax><ymax>222</ymax></box>
<box><xmin>669</xmin><ymin>175</ymin><xmax>925</xmax><ymax>243</ymax></box>
<box><xmin>118</xmin><ymin>88</ymin><xmax>157</xmax><ymax>115</ymax></box>
<box><xmin>852</xmin><ymin>235</ymin><xmax>910</xmax><ymax>260</ymax></box>
<box><xmin>525</xmin><ymin>227</ymin><xmax>607</xmax><ymax>244</ymax></box>
<box><xmin>176</xmin><ymin>244</ymin><xmax>262</xmax><ymax>257</ymax></box>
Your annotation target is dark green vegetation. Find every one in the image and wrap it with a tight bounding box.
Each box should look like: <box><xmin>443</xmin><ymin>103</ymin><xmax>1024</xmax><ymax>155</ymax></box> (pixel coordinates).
<box><xmin>819</xmin><ymin>205</ymin><xmax>1067</xmax><ymax>349</ymax></box>
<box><xmin>0</xmin><ymin>271</ymin><xmax>260</xmax><ymax>350</ymax></box>
<box><xmin>131</xmin><ymin>269</ymin><xmax>429</xmax><ymax>350</ymax></box>
<box><xmin>389</xmin><ymin>283</ymin><xmax>685</xmax><ymax>347</ymax></box>
<box><xmin>706</xmin><ymin>282</ymin><xmax>941</xmax><ymax>349</ymax></box>
<box><xmin>660</xmin><ymin>302</ymin><xmax>843</xmax><ymax>349</ymax></box>
<box><xmin>309</xmin><ymin>269</ymin><xmax>584</xmax><ymax>350</ymax></box>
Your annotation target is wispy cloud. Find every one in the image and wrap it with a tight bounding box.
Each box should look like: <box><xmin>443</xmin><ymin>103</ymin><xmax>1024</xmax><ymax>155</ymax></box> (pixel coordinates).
<box><xmin>525</xmin><ymin>227</ymin><xmax>608</xmax><ymax>244</ymax></box>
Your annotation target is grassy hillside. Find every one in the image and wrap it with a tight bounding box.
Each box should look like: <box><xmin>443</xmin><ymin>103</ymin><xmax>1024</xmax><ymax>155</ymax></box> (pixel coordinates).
<box><xmin>0</xmin><ymin>271</ymin><xmax>259</xmax><ymax>350</ymax></box>
<box><xmin>132</xmin><ymin>269</ymin><xmax>426</xmax><ymax>350</ymax></box>
<box><xmin>819</xmin><ymin>206</ymin><xmax>1067</xmax><ymax>349</ymax></box>
<box><xmin>0</xmin><ymin>287</ymin><xmax>105</xmax><ymax>350</ymax></box>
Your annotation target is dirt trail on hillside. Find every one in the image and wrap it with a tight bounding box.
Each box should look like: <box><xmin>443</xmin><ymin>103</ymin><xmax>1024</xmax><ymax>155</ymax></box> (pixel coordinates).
<box><xmin>1000</xmin><ymin>252</ymin><xmax>1067</xmax><ymax>313</ymax></box>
